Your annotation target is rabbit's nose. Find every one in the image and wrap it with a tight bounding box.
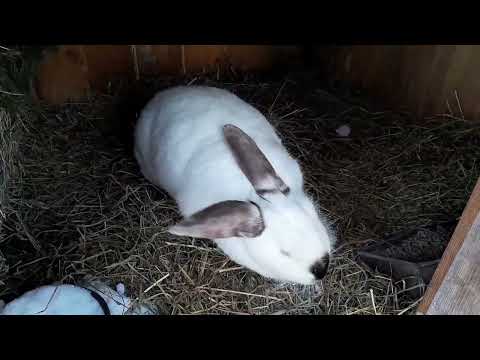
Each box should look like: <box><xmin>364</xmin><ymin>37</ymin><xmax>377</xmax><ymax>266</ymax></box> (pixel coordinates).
<box><xmin>310</xmin><ymin>254</ymin><xmax>330</xmax><ymax>280</ymax></box>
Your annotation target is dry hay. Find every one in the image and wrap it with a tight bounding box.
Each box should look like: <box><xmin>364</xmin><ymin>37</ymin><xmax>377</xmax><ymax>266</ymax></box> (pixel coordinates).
<box><xmin>1</xmin><ymin>51</ymin><xmax>480</xmax><ymax>315</ymax></box>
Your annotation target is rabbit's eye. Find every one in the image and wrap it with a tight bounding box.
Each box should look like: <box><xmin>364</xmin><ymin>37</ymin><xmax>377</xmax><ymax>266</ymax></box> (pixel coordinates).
<box><xmin>280</xmin><ymin>250</ymin><xmax>291</xmax><ymax>257</ymax></box>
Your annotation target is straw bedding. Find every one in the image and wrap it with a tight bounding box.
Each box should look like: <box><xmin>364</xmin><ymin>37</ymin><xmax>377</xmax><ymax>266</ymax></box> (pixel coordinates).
<box><xmin>1</xmin><ymin>49</ymin><xmax>480</xmax><ymax>314</ymax></box>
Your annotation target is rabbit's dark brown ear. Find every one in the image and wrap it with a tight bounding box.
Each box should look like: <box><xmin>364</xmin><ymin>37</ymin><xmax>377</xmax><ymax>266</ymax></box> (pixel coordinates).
<box><xmin>168</xmin><ymin>200</ymin><xmax>265</xmax><ymax>240</ymax></box>
<box><xmin>223</xmin><ymin>124</ymin><xmax>289</xmax><ymax>195</ymax></box>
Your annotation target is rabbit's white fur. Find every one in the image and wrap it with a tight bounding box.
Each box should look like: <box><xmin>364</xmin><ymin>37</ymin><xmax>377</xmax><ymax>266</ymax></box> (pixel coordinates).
<box><xmin>135</xmin><ymin>86</ymin><xmax>335</xmax><ymax>285</ymax></box>
<box><xmin>0</xmin><ymin>281</ymin><xmax>156</xmax><ymax>315</ymax></box>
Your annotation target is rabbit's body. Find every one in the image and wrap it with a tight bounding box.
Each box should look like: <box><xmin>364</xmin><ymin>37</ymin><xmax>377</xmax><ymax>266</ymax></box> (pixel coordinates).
<box><xmin>1</xmin><ymin>282</ymin><xmax>155</xmax><ymax>315</ymax></box>
<box><xmin>136</xmin><ymin>86</ymin><xmax>302</xmax><ymax>214</ymax></box>
<box><xmin>135</xmin><ymin>86</ymin><xmax>334</xmax><ymax>285</ymax></box>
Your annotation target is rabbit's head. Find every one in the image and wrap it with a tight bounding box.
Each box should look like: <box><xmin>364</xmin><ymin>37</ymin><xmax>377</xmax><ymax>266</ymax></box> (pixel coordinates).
<box><xmin>168</xmin><ymin>124</ymin><xmax>335</xmax><ymax>285</ymax></box>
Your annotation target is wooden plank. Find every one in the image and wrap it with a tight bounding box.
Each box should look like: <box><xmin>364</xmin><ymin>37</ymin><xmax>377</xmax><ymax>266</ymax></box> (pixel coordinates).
<box><xmin>316</xmin><ymin>45</ymin><xmax>480</xmax><ymax>121</ymax></box>
<box><xmin>425</xmin><ymin>212</ymin><xmax>480</xmax><ymax>314</ymax></box>
<box><xmin>417</xmin><ymin>177</ymin><xmax>480</xmax><ymax>314</ymax></box>
<box><xmin>35</xmin><ymin>45</ymin><xmax>91</xmax><ymax>104</ymax></box>
<box><xmin>438</xmin><ymin>46</ymin><xmax>474</xmax><ymax>118</ymax></box>
<box><xmin>82</xmin><ymin>45</ymin><xmax>133</xmax><ymax>88</ymax></box>
<box><xmin>34</xmin><ymin>45</ymin><xmax>302</xmax><ymax>105</ymax></box>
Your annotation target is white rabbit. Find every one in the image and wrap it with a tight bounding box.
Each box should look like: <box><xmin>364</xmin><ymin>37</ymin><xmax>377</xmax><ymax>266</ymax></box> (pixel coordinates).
<box><xmin>134</xmin><ymin>86</ymin><xmax>335</xmax><ymax>285</ymax></box>
<box><xmin>0</xmin><ymin>281</ymin><xmax>156</xmax><ymax>315</ymax></box>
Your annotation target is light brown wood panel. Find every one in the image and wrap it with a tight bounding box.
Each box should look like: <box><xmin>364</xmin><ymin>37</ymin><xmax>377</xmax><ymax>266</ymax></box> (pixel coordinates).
<box><xmin>35</xmin><ymin>45</ymin><xmax>90</xmax><ymax>104</ymax></box>
<box><xmin>183</xmin><ymin>45</ymin><xmax>225</xmax><ymax>73</ymax></box>
<box><xmin>35</xmin><ymin>45</ymin><xmax>134</xmax><ymax>104</ymax></box>
<box><xmin>82</xmin><ymin>45</ymin><xmax>133</xmax><ymax>88</ymax></box>
<box><xmin>227</xmin><ymin>45</ymin><xmax>299</xmax><ymax>70</ymax></box>
<box><xmin>35</xmin><ymin>45</ymin><xmax>302</xmax><ymax>105</ymax></box>
<box><xmin>417</xmin><ymin>177</ymin><xmax>480</xmax><ymax>314</ymax></box>
<box><xmin>426</xmin><ymin>212</ymin><xmax>480</xmax><ymax>315</ymax></box>
<box><xmin>318</xmin><ymin>45</ymin><xmax>480</xmax><ymax>120</ymax></box>
<box><xmin>136</xmin><ymin>45</ymin><xmax>182</xmax><ymax>75</ymax></box>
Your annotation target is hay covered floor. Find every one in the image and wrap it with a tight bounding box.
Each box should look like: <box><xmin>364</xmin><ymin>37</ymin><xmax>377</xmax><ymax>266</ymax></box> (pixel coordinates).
<box><xmin>2</xmin><ymin>64</ymin><xmax>480</xmax><ymax>314</ymax></box>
